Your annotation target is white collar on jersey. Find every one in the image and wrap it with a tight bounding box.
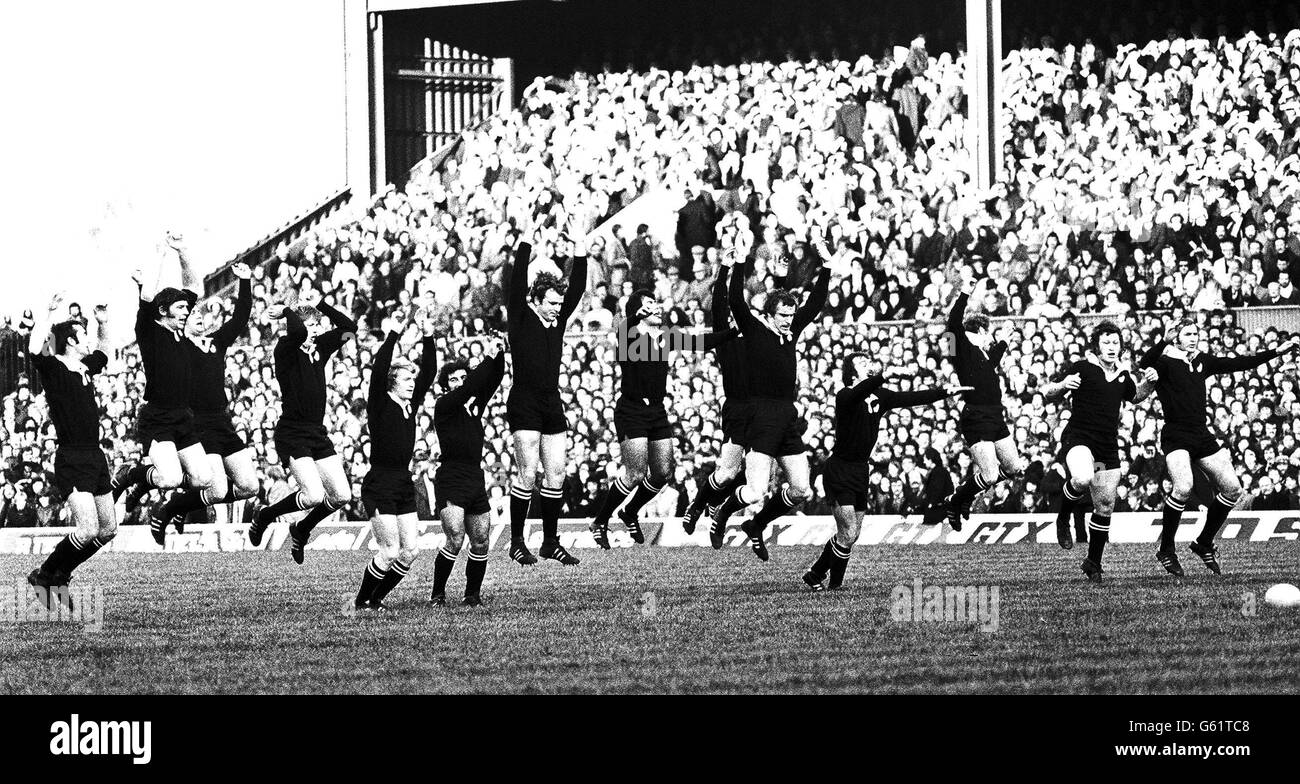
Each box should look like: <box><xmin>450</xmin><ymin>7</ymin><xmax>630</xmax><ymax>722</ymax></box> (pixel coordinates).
<box><xmin>1084</xmin><ymin>352</ymin><xmax>1129</xmax><ymax>382</ymax></box>
<box><xmin>758</xmin><ymin>314</ymin><xmax>793</xmax><ymax>342</ymax></box>
<box><xmin>300</xmin><ymin>340</ymin><xmax>319</xmax><ymax>363</ymax></box>
<box><xmin>529</xmin><ymin>302</ymin><xmax>558</xmax><ymax>329</ymax></box>
<box><xmin>56</xmin><ymin>355</ymin><xmax>92</xmax><ymax>384</ymax></box>
<box><xmin>387</xmin><ymin>391</ymin><xmax>412</xmax><ymax>418</ymax></box>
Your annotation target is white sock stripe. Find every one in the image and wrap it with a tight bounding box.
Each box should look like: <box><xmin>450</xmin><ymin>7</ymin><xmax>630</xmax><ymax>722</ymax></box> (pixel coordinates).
<box><xmin>539</xmin><ymin>487</ymin><xmax>563</xmax><ymax>498</ymax></box>
<box><xmin>707</xmin><ymin>476</ymin><xmax>722</xmax><ymax>491</ymax></box>
<box><xmin>1064</xmin><ymin>482</ymin><xmax>1083</xmax><ymax>500</ymax></box>
<box><xmin>367</xmin><ymin>565</ymin><xmax>386</xmax><ymax>578</ymax></box>
<box><xmin>613</xmin><ymin>478</ymin><xmax>631</xmax><ymax>494</ymax></box>
<box><xmin>510</xmin><ymin>485</ymin><xmax>532</xmax><ymax>499</ymax></box>
<box><xmin>831</xmin><ymin>542</ymin><xmax>851</xmax><ymax>557</ymax></box>
<box><xmin>439</xmin><ymin>547</ymin><xmax>457</xmax><ymax>560</ymax></box>
<box><xmin>1215</xmin><ymin>493</ymin><xmax>1236</xmax><ymax>507</ymax></box>
<box><xmin>1088</xmin><ymin>523</ymin><xmax>1110</xmax><ymax>532</ymax></box>
<box><xmin>1165</xmin><ymin>498</ymin><xmax>1185</xmax><ymax>510</ymax></box>
<box><xmin>468</xmin><ymin>552</ymin><xmax>488</xmax><ymax>562</ymax></box>
<box><xmin>69</xmin><ymin>533</ymin><xmax>87</xmax><ymax>549</ymax></box>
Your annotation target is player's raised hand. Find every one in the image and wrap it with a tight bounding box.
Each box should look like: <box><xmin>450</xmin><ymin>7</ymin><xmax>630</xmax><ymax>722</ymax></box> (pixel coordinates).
<box><xmin>131</xmin><ymin>268</ymin><xmax>143</xmax><ymax>288</ymax></box>
<box><xmin>164</xmin><ymin>230</ymin><xmax>185</xmax><ymax>250</ymax></box>
<box><xmin>1062</xmin><ymin>373</ymin><xmax>1082</xmax><ymax>391</ymax></box>
<box><xmin>417</xmin><ymin>312</ymin><xmax>438</xmax><ymax>338</ymax></box>
<box><xmin>944</xmin><ymin>384</ymin><xmax>975</xmax><ymax>396</ymax></box>
<box><xmin>298</xmin><ymin>288</ymin><xmax>320</xmax><ymax>308</ymax></box>
<box><xmin>231</xmin><ymin>262</ymin><xmax>253</xmax><ymax>280</ymax></box>
<box><xmin>93</xmin><ymin>304</ymin><xmax>109</xmax><ymax>323</ymax></box>
<box><xmin>1141</xmin><ymin>366</ymin><xmax>1159</xmax><ymax>383</ymax></box>
<box><xmin>47</xmin><ymin>292</ymin><xmax>65</xmax><ymax>313</ymax></box>
<box><xmin>1276</xmin><ymin>337</ymin><xmax>1299</xmax><ymax>355</ymax></box>
<box><xmin>380</xmin><ymin>315</ymin><xmax>403</xmax><ymax>336</ymax></box>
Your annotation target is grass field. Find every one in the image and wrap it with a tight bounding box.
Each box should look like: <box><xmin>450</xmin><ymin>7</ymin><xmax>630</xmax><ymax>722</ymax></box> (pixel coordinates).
<box><xmin>2</xmin><ymin>542</ymin><xmax>1298</xmax><ymax>694</ymax></box>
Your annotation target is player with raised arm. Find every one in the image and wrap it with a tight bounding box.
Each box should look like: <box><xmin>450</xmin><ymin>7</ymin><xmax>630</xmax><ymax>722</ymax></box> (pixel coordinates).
<box><xmin>151</xmin><ymin>262</ymin><xmax>258</xmax><ymax>534</ymax></box>
<box><xmin>804</xmin><ymin>354</ymin><xmax>970</xmax><ymax>591</ymax></box>
<box><xmin>111</xmin><ymin>232</ymin><xmax>214</xmax><ymax>544</ymax></box>
<box><xmin>353</xmin><ymin>314</ymin><xmax>439</xmax><ymax>612</ymax></box>
<box><xmin>1040</xmin><ymin>321</ymin><xmax>1156</xmax><ymax>581</ymax></box>
<box><xmin>25</xmin><ymin>296</ymin><xmax>119</xmax><ymax>600</ymax></box>
<box><xmin>935</xmin><ymin>276</ymin><xmax>1027</xmax><ymax>531</ymax></box>
<box><xmin>678</xmin><ymin>244</ymin><xmax>752</xmax><ymax>547</ymax></box>
<box><xmin>503</xmin><ymin>226</ymin><xmax>588</xmax><ymax>566</ymax></box>
<box><xmin>1139</xmin><ymin>319</ymin><xmax>1298</xmax><ymax>576</ymax></box>
<box><xmin>247</xmin><ymin>288</ymin><xmax>358</xmax><ymax>564</ymax></box>
<box><xmin>587</xmin><ymin>291</ymin><xmax>736</xmax><ymax>549</ymax></box>
<box><xmin>428</xmin><ymin>335</ymin><xmax>506</xmax><ymax>607</ymax></box>
<box><xmin>709</xmin><ymin>244</ymin><xmax>830</xmax><ymax>561</ymax></box>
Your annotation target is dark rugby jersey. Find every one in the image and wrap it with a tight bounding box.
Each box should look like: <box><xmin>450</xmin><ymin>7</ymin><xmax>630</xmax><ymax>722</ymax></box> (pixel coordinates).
<box><xmin>945</xmin><ymin>291</ymin><xmax>1007</xmax><ymax>408</ymax></box>
<box><xmin>136</xmin><ymin>296</ymin><xmax>194</xmax><ymax>408</ymax></box>
<box><xmin>1140</xmin><ymin>339</ymin><xmax>1278</xmax><ymax>431</ymax></box>
<box><xmin>31</xmin><ymin>351</ymin><xmax>108</xmax><ymax>446</ymax></box>
<box><xmin>1053</xmin><ymin>358</ymin><xmax>1137</xmax><ymax>441</ymax></box>
<box><xmin>434</xmin><ymin>351</ymin><xmax>506</xmax><ymax>464</ymax></box>
<box><xmin>274</xmin><ymin>302</ymin><xmax>358</xmax><ymax>424</ymax></box>
<box><xmin>505</xmin><ymin>243</ymin><xmax>587</xmax><ymax>394</ymax></box>
<box><xmin>832</xmin><ymin>374</ymin><xmax>947</xmax><ymax>461</ymax></box>
<box><xmin>188</xmin><ymin>279</ymin><xmax>251</xmax><ymax>412</ymax></box>
<box><xmin>367</xmin><ymin>333</ymin><xmax>438</xmax><ymax>470</ymax></box>
<box><xmin>711</xmin><ymin>267</ymin><xmax>749</xmax><ymax>401</ymax></box>
<box><xmin>728</xmin><ymin>262</ymin><xmax>829</xmax><ymax>401</ymax></box>
<box><xmin>617</xmin><ymin>326</ymin><xmax>736</xmax><ymax>406</ymax></box>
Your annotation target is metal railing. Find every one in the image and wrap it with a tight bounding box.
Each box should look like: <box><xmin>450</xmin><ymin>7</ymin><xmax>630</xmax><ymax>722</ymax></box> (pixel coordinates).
<box><xmin>202</xmin><ymin>188</ymin><xmax>353</xmax><ymax>297</ymax></box>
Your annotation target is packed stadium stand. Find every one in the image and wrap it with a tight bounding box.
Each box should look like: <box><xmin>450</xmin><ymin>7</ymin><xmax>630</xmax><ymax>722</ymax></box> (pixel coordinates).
<box><xmin>4</xmin><ymin>0</ymin><xmax>1300</xmax><ymax>527</ymax></box>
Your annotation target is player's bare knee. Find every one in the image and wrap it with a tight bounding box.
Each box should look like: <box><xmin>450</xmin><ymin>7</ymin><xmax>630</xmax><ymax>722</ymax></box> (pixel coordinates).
<box><xmin>377</xmin><ymin>543</ymin><xmax>399</xmax><ymax>565</ymax></box>
<box><xmin>233</xmin><ymin>480</ymin><xmax>259</xmax><ymax>501</ymax></box>
<box><xmin>327</xmin><ymin>488</ymin><xmax>352</xmax><ymax>507</ymax></box>
<box><xmin>468</xmin><ymin>540</ymin><xmax>489</xmax><ymax>556</ymax></box>
<box><xmin>1072</xmin><ymin>468</ymin><xmax>1095</xmax><ymax>488</ymax></box>
<box><xmin>297</xmin><ymin>487</ymin><xmax>325</xmax><ymax>507</ymax></box>
<box><xmin>1093</xmin><ymin>499</ymin><xmax>1116</xmax><ymax>516</ymax></box>
<box><xmin>624</xmin><ymin>467</ymin><xmax>647</xmax><ymax>486</ymax></box>
<box><xmin>1218</xmin><ymin>481</ymin><xmax>1242</xmax><ymax>504</ymax></box>
<box><xmin>1170</xmin><ymin>478</ymin><xmax>1193</xmax><ymax>499</ymax></box>
<box><xmin>443</xmin><ymin>530</ymin><xmax>465</xmax><ymax>554</ymax></box>
<box><xmin>154</xmin><ymin>465</ymin><xmax>184</xmax><ymax>489</ymax></box>
<box><xmin>787</xmin><ymin>485</ymin><xmax>811</xmax><ymax>503</ymax></box>
<box><xmin>397</xmin><ymin>547</ymin><xmax>419</xmax><ymax>565</ymax></box>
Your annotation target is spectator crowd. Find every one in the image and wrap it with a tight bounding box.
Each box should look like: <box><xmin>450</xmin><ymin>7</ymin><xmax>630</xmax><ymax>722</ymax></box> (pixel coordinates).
<box><xmin>5</xmin><ymin>13</ymin><xmax>1300</xmax><ymax>524</ymax></box>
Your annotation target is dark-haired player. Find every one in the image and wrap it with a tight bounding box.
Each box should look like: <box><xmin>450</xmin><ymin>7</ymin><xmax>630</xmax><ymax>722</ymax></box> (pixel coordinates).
<box><xmin>112</xmin><ymin>233</ymin><xmax>215</xmax><ymax>542</ymax></box>
<box><xmin>24</xmin><ymin>295</ymin><xmax>118</xmax><ymax>597</ymax></box>
<box><xmin>1041</xmin><ymin>321</ymin><xmax>1155</xmax><ymax>581</ymax></box>
<box><xmin>428</xmin><ymin>336</ymin><xmax>506</xmax><ymax>607</ymax></box>
<box><xmin>247</xmin><ymin>289</ymin><xmax>358</xmax><ymax>564</ymax></box>
<box><xmin>588</xmin><ymin>292</ymin><xmax>735</xmax><ymax>548</ymax></box>
<box><xmin>679</xmin><ymin>247</ymin><xmax>752</xmax><ymax>546</ymax></box>
<box><xmin>1139</xmin><ymin>319</ymin><xmax>1297</xmax><ymax>575</ymax></box>
<box><xmin>152</xmin><ymin>262</ymin><xmax>258</xmax><ymax>534</ymax></box>
<box><xmin>936</xmin><ymin>277</ymin><xmax>1027</xmax><ymax>531</ymax></box>
<box><xmin>353</xmin><ymin>315</ymin><xmax>439</xmax><ymax>611</ymax></box>
<box><xmin>711</xmin><ymin>246</ymin><xmax>830</xmax><ymax>561</ymax></box>
<box><xmin>503</xmin><ymin>230</ymin><xmax>588</xmax><ymax>566</ymax></box>
<box><xmin>805</xmin><ymin>353</ymin><xmax>969</xmax><ymax>590</ymax></box>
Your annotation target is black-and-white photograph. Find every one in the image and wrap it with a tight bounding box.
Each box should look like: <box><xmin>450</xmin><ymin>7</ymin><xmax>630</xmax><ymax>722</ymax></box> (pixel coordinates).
<box><xmin>2</xmin><ymin>0</ymin><xmax>1298</xmax><ymax>722</ymax></box>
